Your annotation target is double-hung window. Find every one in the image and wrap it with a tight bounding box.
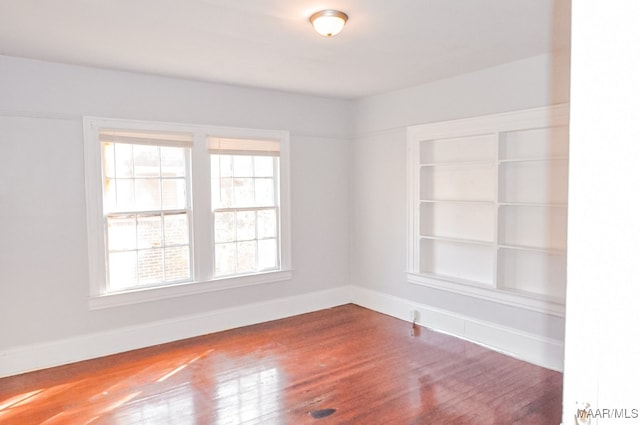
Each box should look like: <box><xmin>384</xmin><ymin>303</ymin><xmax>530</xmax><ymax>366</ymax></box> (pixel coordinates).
<box><xmin>209</xmin><ymin>137</ymin><xmax>281</xmax><ymax>276</ymax></box>
<box><xmin>84</xmin><ymin>118</ymin><xmax>291</xmax><ymax>309</ymax></box>
<box><xmin>100</xmin><ymin>130</ymin><xmax>193</xmax><ymax>291</ymax></box>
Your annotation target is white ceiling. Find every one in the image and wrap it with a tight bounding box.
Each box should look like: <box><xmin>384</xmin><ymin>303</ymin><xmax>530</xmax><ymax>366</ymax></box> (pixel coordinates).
<box><xmin>0</xmin><ymin>0</ymin><xmax>571</xmax><ymax>99</ymax></box>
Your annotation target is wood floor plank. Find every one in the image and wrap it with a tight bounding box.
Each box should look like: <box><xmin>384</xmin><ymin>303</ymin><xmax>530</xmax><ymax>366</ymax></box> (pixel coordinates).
<box><xmin>0</xmin><ymin>304</ymin><xmax>562</xmax><ymax>424</ymax></box>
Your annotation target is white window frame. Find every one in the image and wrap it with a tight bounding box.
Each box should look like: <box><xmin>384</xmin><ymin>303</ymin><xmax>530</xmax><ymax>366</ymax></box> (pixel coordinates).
<box><xmin>84</xmin><ymin>117</ymin><xmax>292</xmax><ymax>309</ymax></box>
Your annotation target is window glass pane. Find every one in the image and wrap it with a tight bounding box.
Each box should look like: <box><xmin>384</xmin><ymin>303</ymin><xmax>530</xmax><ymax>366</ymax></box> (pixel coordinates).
<box><xmin>115</xmin><ymin>144</ymin><xmax>133</xmax><ymax>178</ymax></box>
<box><xmin>210</xmin><ymin>155</ymin><xmax>220</xmax><ymax>179</ymax></box>
<box><xmin>255</xmin><ymin>178</ymin><xmax>275</xmax><ymax>206</ymax></box>
<box><xmin>211</xmin><ymin>156</ymin><xmax>221</xmax><ymax>210</ymax></box>
<box><xmin>258</xmin><ymin>239</ymin><xmax>278</xmax><ymax>270</ymax></box>
<box><xmin>135</xmin><ymin>178</ymin><xmax>161</xmax><ymax>211</ymax></box>
<box><xmin>214</xmin><ymin>212</ymin><xmax>236</xmax><ymax>243</ymax></box>
<box><xmin>220</xmin><ymin>178</ymin><xmax>233</xmax><ymax>208</ymax></box>
<box><xmin>107</xmin><ymin>216</ymin><xmax>136</xmax><ymax>251</ymax></box>
<box><xmin>219</xmin><ymin>155</ymin><xmax>233</xmax><ymax>177</ymax></box>
<box><xmin>162</xmin><ymin>179</ymin><xmax>186</xmax><ymax>210</ymax></box>
<box><xmin>164</xmin><ymin>246</ymin><xmax>190</xmax><ymax>281</ymax></box>
<box><xmin>233</xmin><ymin>178</ymin><xmax>255</xmax><ymax>207</ymax></box>
<box><xmin>161</xmin><ymin>147</ymin><xmax>185</xmax><ymax>177</ymax></box>
<box><xmin>116</xmin><ymin>179</ymin><xmax>135</xmax><ymax>211</ymax></box>
<box><xmin>137</xmin><ymin>215</ymin><xmax>162</xmax><ymax>249</ymax></box>
<box><xmin>233</xmin><ymin>155</ymin><xmax>253</xmax><ymax>177</ymax></box>
<box><xmin>133</xmin><ymin>145</ymin><xmax>160</xmax><ymax>177</ymax></box>
<box><xmin>237</xmin><ymin>241</ymin><xmax>257</xmax><ymax>273</ymax></box>
<box><xmin>257</xmin><ymin>209</ymin><xmax>277</xmax><ymax>239</ymax></box>
<box><xmin>254</xmin><ymin>156</ymin><xmax>273</xmax><ymax>177</ymax></box>
<box><xmin>236</xmin><ymin>211</ymin><xmax>256</xmax><ymax>241</ymax></box>
<box><xmin>109</xmin><ymin>251</ymin><xmax>137</xmax><ymax>290</ymax></box>
<box><xmin>103</xmin><ymin>178</ymin><xmax>117</xmax><ymax>212</ymax></box>
<box><xmin>164</xmin><ymin>213</ymin><xmax>189</xmax><ymax>245</ymax></box>
<box><xmin>215</xmin><ymin>243</ymin><xmax>236</xmax><ymax>275</ymax></box>
<box><xmin>211</xmin><ymin>177</ymin><xmax>221</xmax><ymax>209</ymax></box>
<box><xmin>138</xmin><ymin>248</ymin><xmax>164</xmax><ymax>284</ymax></box>
<box><xmin>102</xmin><ymin>143</ymin><xmax>116</xmax><ymax>178</ymax></box>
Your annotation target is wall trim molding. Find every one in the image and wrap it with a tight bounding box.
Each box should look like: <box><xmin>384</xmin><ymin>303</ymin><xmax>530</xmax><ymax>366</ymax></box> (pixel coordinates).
<box><xmin>0</xmin><ymin>112</ymin><xmax>349</xmax><ymax>142</ymax></box>
<box><xmin>348</xmin><ymin>286</ymin><xmax>564</xmax><ymax>372</ymax></box>
<box><xmin>0</xmin><ymin>285</ymin><xmax>563</xmax><ymax>378</ymax></box>
<box><xmin>0</xmin><ymin>287</ymin><xmax>350</xmax><ymax>378</ymax></box>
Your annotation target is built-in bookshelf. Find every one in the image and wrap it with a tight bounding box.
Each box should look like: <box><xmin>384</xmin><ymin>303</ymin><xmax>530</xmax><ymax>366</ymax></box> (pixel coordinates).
<box><xmin>407</xmin><ymin>105</ymin><xmax>569</xmax><ymax>315</ymax></box>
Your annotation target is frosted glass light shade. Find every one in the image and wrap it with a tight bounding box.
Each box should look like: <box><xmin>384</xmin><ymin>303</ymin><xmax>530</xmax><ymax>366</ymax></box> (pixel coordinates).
<box><xmin>309</xmin><ymin>10</ymin><xmax>348</xmax><ymax>37</ymax></box>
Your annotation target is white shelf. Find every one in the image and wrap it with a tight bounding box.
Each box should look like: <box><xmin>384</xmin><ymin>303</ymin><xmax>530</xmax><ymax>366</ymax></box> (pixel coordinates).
<box><xmin>420</xmin><ymin>163</ymin><xmax>496</xmax><ymax>202</ymax></box>
<box><xmin>419</xmin><ymin>238</ymin><xmax>495</xmax><ymax>286</ymax></box>
<box><xmin>421</xmin><ymin>160</ymin><xmax>495</xmax><ymax>167</ymax></box>
<box><xmin>410</xmin><ymin>271</ymin><xmax>495</xmax><ymax>290</ymax></box>
<box><xmin>499</xmin><ymin>159</ymin><xmax>569</xmax><ymax>205</ymax></box>
<box><xmin>498</xmin><ymin>156</ymin><xmax>568</xmax><ymax>164</ymax></box>
<box><xmin>408</xmin><ymin>105</ymin><xmax>569</xmax><ymax>312</ymax></box>
<box><xmin>498</xmin><ymin>244</ymin><xmax>565</xmax><ymax>256</ymax></box>
<box><xmin>497</xmin><ymin>248</ymin><xmax>567</xmax><ymax>300</ymax></box>
<box><xmin>499</xmin><ymin>202</ymin><xmax>568</xmax><ymax>208</ymax></box>
<box><xmin>421</xmin><ymin>235</ymin><xmax>494</xmax><ymax>247</ymax></box>
<box><xmin>420</xmin><ymin>201</ymin><xmax>494</xmax><ymax>243</ymax></box>
<box><xmin>498</xmin><ymin>204</ymin><xmax>567</xmax><ymax>251</ymax></box>
<box><xmin>407</xmin><ymin>272</ymin><xmax>565</xmax><ymax>316</ymax></box>
<box><xmin>421</xmin><ymin>199</ymin><xmax>495</xmax><ymax>205</ymax></box>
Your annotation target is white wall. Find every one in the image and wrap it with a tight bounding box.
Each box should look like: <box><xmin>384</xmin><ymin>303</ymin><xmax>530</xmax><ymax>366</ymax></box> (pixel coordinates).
<box><xmin>563</xmin><ymin>2</ymin><xmax>640</xmax><ymax>424</ymax></box>
<box><xmin>0</xmin><ymin>48</ymin><xmax>571</xmax><ymax>375</ymax></box>
<box><xmin>350</xmin><ymin>52</ymin><xmax>570</xmax><ymax>356</ymax></box>
<box><xmin>353</xmin><ymin>52</ymin><xmax>570</xmax><ymax>135</ymax></box>
<box><xmin>0</xmin><ymin>56</ymin><xmax>351</xmax><ymax>353</ymax></box>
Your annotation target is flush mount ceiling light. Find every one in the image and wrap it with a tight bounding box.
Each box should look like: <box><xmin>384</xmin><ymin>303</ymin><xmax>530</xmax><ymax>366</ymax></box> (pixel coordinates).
<box><xmin>309</xmin><ymin>10</ymin><xmax>348</xmax><ymax>37</ymax></box>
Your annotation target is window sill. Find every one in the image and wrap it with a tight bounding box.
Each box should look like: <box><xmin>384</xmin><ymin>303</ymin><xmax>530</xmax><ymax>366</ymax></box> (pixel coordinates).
<box><xmin>89</xmin><ymin>270</ymin><xmax>293</xmax><ymax>310</ymax></box>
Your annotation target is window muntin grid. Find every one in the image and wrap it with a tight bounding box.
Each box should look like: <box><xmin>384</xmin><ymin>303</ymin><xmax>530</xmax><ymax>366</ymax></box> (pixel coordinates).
<box><xmin>211</xmin><ymin>153</ymin><xmax>280</xmax><ymax>276</ymax></box>
<box><xmin>102</xmin><ymin>141</ymin><xmax>192</xmax><ymax>290</ymax></box>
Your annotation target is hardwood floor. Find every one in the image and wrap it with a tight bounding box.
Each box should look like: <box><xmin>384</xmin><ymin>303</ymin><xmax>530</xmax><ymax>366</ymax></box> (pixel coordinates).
<box><xmin>0</xmin><ymin>304</ymin><xmax>562</xmax><ymax>424</ymax></box>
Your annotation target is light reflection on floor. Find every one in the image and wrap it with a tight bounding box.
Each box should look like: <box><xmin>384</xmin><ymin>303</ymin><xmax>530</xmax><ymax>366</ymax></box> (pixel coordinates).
<box><xmin>0</xmin><ymin>350</ymin><xmax>216</xmax><ymax>424</ymax></box>
<box><xmin>111</xmin><ymin>386</ymin><xmax>191</xmax><ymax>425</ymax></box>
<box><xmin>0</xmin><ymin>349</ymin><xmax>286</xmax><ymax>424</ymax></box>
<box><xmin>215</xmin><ymin>367</ymin><xmax>280</xmax><ymax>425</ymax></box>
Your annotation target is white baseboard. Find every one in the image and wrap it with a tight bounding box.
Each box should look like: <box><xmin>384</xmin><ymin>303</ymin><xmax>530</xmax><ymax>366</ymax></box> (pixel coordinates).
<box><xmin>0</xmin><ymin>286</ymin><xmax>351</xmax><ymax>378</ymax></box>
<box><xmin>0</xmin><ymin>285</ymin><xmax>563</xmax><ymax>378</ymax></box>
<box><xmin>348</xmin><ymin>286</ymin><xmax>564</xmax><ymax>372</ymax></box>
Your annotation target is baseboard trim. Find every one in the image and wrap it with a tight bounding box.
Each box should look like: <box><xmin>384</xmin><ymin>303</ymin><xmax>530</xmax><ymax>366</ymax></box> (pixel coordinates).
<box><xmin>348</xmin><ymin>286</ymin><xmax>564</xmax><ymax>372</ymax></box>
<box><xmin>0</xmin><ymin>285</ymin><xmax>563</xmax><ymax>378</ymax></box>
<box><xmin>0</xmin><ymin>286</ymin><xmax>350</xmax><ymax>378</ymax></box>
